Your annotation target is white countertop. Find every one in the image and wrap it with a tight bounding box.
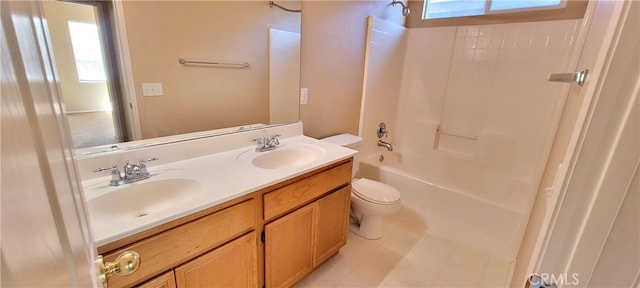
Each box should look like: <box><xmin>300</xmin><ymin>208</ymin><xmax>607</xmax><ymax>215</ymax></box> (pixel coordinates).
<box><xmin>82</xmin><ymin>135</ymin><xmax>356</xmax><ymax>246</ymax></box>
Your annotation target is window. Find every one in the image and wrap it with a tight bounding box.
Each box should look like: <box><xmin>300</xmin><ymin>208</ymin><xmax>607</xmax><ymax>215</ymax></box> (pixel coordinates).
<box><xmin>68</xmin><ymin>21</ymin><xmax>107</xmax><ymax>82</ymax></box>
<box><xmin>489</xmin><ymin>0</ymin><xmax>562</xmax><ymax>12</ymax></box>
<box><xmin>424</xmin><ymin>0</ymin><xmax>563</xmax><ymax>19</ymax></box>
<box><xmin>407</xmin><ymin>0</ymin><xmax>588</xmax><ymax>28</ymax></box>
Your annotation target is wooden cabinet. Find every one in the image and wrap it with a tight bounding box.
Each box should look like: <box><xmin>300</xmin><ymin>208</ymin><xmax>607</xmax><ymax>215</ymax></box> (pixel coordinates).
<box><xmin>175</xmin><ymin>233</ymin><xmax>258</xmax><ymax>287</ymax></box>
<box><xmin>313</xmin><ymin>186</ymin><xmax>351</xmax><ymax>265</ymax></box>
<box><xmin>100</xmin><ymin>197</ymin><xmax>258</xmax><ymax>288</ymax></box>
<box><xmin>131</xmin><ymin>233</ymin><xmax>258</xmax><ymax>288</ymax></box>
<box><xmin>263</xmin><ymin>161</ymin><xmax>352</xmax><ymax>221</ymax></box>
<box><xmin>265</xmin><ymin>187</ymin><xmax>351</xmax><ymax>288</ymax></box>
<box><xmin>264</xmin><ymin>161</ymin><xmax>352</xmax><ymax>288</ymax></box>
<box><xmin>136</xmin><ymin>271</ymin><xmax>176</xmax><ymax>288</ymax></box>
<box><xmin>100</xmin><ymin>158</ymin><xmax>352</xmax><ymax>288</ymax></box>
<box><xmin>265</xmin><ymin>205</ymin><xmax>315</xmax><ymax>287</ymax></box>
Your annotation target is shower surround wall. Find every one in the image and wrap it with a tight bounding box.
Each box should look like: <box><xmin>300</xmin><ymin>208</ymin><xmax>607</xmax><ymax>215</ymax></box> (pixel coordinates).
<box><xmin>358</xmin><ymin>17</ymin><xmax>406</xmax><ymax>157</ymax></box>
<box><xmin>360</xmin><ymin>17</ymin><xmax>581</xmax><ymax>260</ymax></box>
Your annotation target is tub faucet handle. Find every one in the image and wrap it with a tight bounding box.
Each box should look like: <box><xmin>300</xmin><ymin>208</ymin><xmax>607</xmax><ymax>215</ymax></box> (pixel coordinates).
<box><xmin>377</xmin><ymin>122</ymin><xmax>389</xmax><ymax>138</ymax></box>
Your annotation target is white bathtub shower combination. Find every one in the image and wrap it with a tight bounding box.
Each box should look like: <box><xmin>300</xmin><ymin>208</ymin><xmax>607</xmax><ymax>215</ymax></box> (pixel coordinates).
<box><xmin>357</xmin><ymin>15</ymin><xmax>583</xmax><ymax>264</ymax></box>
<box><xmin>358</xmin><ymin>152</ymin><xmax>528</xmax><ymax>261</ymax></box>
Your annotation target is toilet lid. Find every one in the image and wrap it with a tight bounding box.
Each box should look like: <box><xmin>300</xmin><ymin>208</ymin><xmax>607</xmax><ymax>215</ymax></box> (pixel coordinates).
<box><xmin>352</xmin><ymin>178</ymin><xmax>401</xmax><ymax>205</ymax></box>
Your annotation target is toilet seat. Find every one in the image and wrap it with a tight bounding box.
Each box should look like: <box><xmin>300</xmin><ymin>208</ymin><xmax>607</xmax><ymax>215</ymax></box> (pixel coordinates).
<box><xmin>352</xmin><ymin>178</ymin><xmax>401</xmax><ymax>205</ymax></box>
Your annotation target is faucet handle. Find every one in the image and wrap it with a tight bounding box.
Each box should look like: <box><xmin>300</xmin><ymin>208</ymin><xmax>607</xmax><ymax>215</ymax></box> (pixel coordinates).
<box><xmin>377</xmin><ymin>122</ymin><xmax>389</xmax><ymax>138</ymax></box>
<box><xmin>138</xmin><ymin>157</ymin><xmax>159</xmax><ymax>175</ymax></box>
<box><xmin>107</xmin><ymin>165</ymin><xmax>123</xmax><ymax>186</ymax></box>
<box><xmin>270</xmin><ymin>135</ymin><xmax>280</xmax><ymax>146</ymax></box>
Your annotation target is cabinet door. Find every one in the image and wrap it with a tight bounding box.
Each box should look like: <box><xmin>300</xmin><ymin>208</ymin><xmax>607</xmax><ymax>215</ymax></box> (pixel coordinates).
<box><xmin>265</xmin><ymin>204</ymin><xmax>315</xmax><ymax>288</ymax></box>
<box><xmin>314</xmin><ymin>187</ymin><xmax>351</xmax><ymax>265</ymax></box>
<box><xmin>136</xmin><ymin>270</ymin><xmax>176</xmax><ymax>288</ymax></box>
<box><xmin>174</xmin><ymin>233</ymin><xmax>258</xmax><ymax>287</ymax></box>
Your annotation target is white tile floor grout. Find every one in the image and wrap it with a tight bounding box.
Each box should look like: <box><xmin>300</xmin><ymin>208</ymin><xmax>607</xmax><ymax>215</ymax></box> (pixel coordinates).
<box><xmin>297</xmin><ymin>207</ymin><xmax>513</xmax><ymax>287</ymax></box>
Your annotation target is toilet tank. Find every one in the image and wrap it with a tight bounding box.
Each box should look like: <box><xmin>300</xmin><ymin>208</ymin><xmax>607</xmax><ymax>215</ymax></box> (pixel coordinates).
<box><xmin>321</xmin><ymin>134</ymin><xmax>362</xmax><ymax>178</ymax></box>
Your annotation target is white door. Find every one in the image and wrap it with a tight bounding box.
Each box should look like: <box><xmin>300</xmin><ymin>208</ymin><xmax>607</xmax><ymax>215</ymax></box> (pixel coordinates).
<box><xmin>531</xmin><ymin>1</ymin><xmax>640</xmax><ymax>286</ymax></box>
<box><xmin>1</xmin><ymin>1</ymin><xmax>98</xmax><ymax>286</ymax></box>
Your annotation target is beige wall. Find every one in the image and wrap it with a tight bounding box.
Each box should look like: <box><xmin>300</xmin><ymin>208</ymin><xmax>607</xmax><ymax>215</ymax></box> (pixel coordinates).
<box><xmin>122</xmin><ymin>1</ymin><xmax>300</xmax><ymax>139</ymax></box>
<box><xmin>42</xmin><ymin>1</ymin><xmax>111</xmax><ymax>113</ymax></box>
<box><xmin>299</xmin><ymin>1</ymin><xmax>405</xmax><ymax>139</ymax></box>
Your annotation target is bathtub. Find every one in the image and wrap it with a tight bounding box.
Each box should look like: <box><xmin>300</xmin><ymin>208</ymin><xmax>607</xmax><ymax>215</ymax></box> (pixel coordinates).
<box><xmin>358</xmin><ymin>152</ymin><xmax>529</xmax><ymax>261</ymax></box>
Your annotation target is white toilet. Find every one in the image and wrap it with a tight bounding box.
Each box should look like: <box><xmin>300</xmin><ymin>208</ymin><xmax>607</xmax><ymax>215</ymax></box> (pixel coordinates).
<box><xmin>321</xmin><ymin>134</ymin><xmax>401</xmax><ymax>239</ymax></box>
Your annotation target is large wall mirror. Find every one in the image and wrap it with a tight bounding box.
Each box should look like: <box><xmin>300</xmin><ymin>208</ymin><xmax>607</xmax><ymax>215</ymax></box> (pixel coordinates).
<box><xmin>42</xmin><ymin>1</ymin><xmax>301</xmax><ymax>154</ymax></box>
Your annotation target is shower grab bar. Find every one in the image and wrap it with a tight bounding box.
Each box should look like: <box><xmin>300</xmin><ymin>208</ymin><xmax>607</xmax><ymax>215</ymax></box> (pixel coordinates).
<box><xmin>178</xmin><ymin>58</ymin><xmax>250</xmax><ymax>68</ymax></box>
<box><xmin>432</xmin><ymin>125</ymin><xmax>478</xmax><ymax>152</ymax></box>
<box><xmin>436</xmin><ymin>126</ymin><xmax>478</xmax><ymax>141</ymax></box>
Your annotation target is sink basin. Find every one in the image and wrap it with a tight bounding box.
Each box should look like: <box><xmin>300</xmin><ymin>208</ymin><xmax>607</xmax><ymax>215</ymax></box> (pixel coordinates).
<box><xmin>87</xmin><ymin>178</ymin><xmax>204</xmax><ymax>224</ymax></box>
<box><xmin>242</xmin><ymin>143</ymin><xmax>326</xmax><ymax>169</ymax></box>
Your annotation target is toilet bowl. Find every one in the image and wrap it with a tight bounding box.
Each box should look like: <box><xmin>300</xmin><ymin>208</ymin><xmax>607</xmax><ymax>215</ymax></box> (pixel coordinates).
<box><xmin>350</xmin><ymin>178</ymin><xmax>401</xmax><ymax>239</ymax></box>
<box><xmin>320</xmin><ymin>134</ymin><xmax>402</xmax><ymax>239</ymax></box>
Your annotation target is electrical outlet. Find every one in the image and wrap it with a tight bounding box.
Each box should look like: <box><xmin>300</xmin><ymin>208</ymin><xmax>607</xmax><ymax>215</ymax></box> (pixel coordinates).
<box><xmin>142</xmin><ymin>83</ymin><xmax>163</xmax><ymax>96</ymax></box>
<box><xmin>300</xmin><ymin>88</ymin><xmax>308</xmax><ymax>105</ymax></box>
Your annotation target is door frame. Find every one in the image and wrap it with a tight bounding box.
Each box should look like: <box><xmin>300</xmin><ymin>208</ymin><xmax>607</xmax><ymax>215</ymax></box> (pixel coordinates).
<box><xmin>527</xmin><ymin>0</ymin><xmax>639</xmax><ymax>286</ymax></box>
<box><xmin>85</xmin><ymin>0</ymin><xmax>142</xmax><ymax>141</ymax></box>
<box><xmin>91</xmin><ymin>0</ymin><xmax>130</xmax><ymax>142</ymax></box>
<box><xmin>111</xmin><ymin>0</ymin><xmax>142</xmax><ymax>140</ymax></box>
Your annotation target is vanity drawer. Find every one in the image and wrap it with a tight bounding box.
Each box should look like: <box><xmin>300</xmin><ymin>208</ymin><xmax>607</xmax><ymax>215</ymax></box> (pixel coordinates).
<box><xmin>103</xmin><ymin>199</ymin><xmax>256</xmax><ymax>288</ymax></box>
<box><xmin>264</xmin><ymin>161</ymin><xmax>352</xmax><ymax>221</ymax></box>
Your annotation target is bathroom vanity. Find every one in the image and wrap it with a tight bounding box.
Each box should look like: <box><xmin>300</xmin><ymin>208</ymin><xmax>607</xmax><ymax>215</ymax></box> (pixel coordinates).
<box><xmin>79</xmin><ymin>124</ymin><xmax>355</xmax><ymax>288</ymax></box>
<box><xmin>263</xmin><ymin>160</ymin><xmax>351</xmax><ymax>287</ymax></box>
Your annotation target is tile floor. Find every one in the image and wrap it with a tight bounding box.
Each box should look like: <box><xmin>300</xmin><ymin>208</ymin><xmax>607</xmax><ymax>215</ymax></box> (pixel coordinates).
<box><xmin>297</xmin><ymin>207</ymin><xmax>513</xmax><ymax>287</ymax></box>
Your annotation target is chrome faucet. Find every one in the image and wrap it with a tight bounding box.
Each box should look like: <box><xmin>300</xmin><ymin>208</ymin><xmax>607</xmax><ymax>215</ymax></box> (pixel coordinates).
<box><xmin>253</xmin><ymin>135</ymin><xmax>280</xmax><ymax>152</ymax></box>
<box><xmin>377</xmin><ymin>139</ymin><xmax>393</xmax><ymax>151</ymax></box>
<box><xmin>94</xmin><ymin>157</ymin><xmax>159</xmax><ymax>186</ymax></box>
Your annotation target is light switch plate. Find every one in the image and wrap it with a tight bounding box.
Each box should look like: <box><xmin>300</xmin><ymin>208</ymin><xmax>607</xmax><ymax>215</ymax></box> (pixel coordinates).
<box><xmin>142</xmin><ymin>83</ymin><xmax>163</xmax><ymax>96</ymax></box>
<box><xmin>300</xmin><ymin>88</ymin><xmax>308</xmax><ymax>105</ymax></box>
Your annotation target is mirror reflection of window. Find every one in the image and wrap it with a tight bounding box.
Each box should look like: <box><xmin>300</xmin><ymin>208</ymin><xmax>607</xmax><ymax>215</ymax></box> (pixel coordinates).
<box><xmin>67</xmin><ymin>21</ymin><xmax>107</xmax><ymax>82</ymax></box>
<box><xmin>42</xmin><ymin>1</ymin><xmax>120</xmax><ymax>149</ymax></box>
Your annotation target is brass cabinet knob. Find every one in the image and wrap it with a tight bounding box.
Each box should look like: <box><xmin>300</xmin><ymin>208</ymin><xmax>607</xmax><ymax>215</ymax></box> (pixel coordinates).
<box><xmin>96</xmin><ymin>251</ymin><xmax>140</xmax><ymax>288</ymax></box>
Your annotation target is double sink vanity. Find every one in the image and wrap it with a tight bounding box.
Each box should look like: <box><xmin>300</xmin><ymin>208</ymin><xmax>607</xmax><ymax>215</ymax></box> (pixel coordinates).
<box><xmin>78</xmin><ymin>123</ymin><xmax>356</xmax><ymax>287</ymax></box>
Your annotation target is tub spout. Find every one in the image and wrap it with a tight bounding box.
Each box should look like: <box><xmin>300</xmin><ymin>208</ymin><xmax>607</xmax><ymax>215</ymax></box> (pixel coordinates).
<box><xmin>377</xmin><ymin>139</ymin><xmax>393</xmax><ymax>151</ymax></box>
